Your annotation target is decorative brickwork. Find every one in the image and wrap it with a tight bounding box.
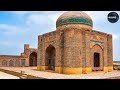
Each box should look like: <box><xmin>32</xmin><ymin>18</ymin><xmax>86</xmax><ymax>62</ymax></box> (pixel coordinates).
<box><xmin>37</xmin><ymin>11</ymin><xmax>113</xmax><ymax>74</ymax></box>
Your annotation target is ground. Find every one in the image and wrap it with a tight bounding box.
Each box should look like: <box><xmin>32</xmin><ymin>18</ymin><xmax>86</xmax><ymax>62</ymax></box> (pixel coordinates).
<box><xmin>0</xmin><ymin>71</ymin><xmax>19</xmax><ymax>79</ymax></box>
<box><xmin>0</xmin><ymin>67</ymin><xmax>120</xmax><ymax>79</ymax></box>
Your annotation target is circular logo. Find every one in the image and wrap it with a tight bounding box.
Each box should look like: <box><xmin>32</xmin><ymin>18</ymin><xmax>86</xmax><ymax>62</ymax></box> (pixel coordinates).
<box><xmin>108</xmin><ymin>12</ymin><xmax>119</xmax><ymax>23</ymax></box>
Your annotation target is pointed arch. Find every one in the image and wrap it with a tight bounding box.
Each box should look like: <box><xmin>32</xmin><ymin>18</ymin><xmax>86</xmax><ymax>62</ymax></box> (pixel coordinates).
<box><xmin>2</xmin><ymin>60</ymin><xmax>7</xmax><ymax>66</ymax></box>
<box><xmin>91</xmin><ymin>44</ymin><xmax>104</xmax><ymax>71</ymax></box>
<box><xmin>9</xmin><ymin>60</ymin><xmax>14</xmax><ymax>67</ymax></box>
<box><xmin>91</xmin><ymin>44</ymin><xmax>103</xmax><ymax>51</ymax></box>
<box><xmin>29</xmin><ymin>52</ymin><xmax>37</xmax><ymax>66</ymax></box>
<box><xmin>15</xmin><ymin>60</ymin><xmax>20</xmax><ymax>67</ymax></box>
<box><xmin>45</xmin><ymin>44</ymin><xmax>56</xmax><ymax>71</ymax></box>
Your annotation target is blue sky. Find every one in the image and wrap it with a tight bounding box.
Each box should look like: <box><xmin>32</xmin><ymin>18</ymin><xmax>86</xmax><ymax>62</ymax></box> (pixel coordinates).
<box><xmin>0</xmin><ymin>11</ymin><xmax>120</xmax><ymax>61</ymax></box>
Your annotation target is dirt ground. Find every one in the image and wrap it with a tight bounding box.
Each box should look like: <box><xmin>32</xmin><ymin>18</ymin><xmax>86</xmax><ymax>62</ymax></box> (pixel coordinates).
<box><xmin>0</xmin><ymin>71</ymin><xmax>19</xmax><ymax>79</ymax></box>
<box><xmin>0</xmin><ymin>67</ymin><xmax>120</xmax><ymax>79</ymax></box>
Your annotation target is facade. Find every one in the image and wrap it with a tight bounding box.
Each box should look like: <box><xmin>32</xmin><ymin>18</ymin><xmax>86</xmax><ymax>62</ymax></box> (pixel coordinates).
<box><xmin>37</xmin><ymin>11</ymin><xmax>113</xmax><ymax>74</ymax></box>
<box><xmin>0</xmin><ymin>44</ymin><xmax>37</xmax><ymax>67</ymax></box>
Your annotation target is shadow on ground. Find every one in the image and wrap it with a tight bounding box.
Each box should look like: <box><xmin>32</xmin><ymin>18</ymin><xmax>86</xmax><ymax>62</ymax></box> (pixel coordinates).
<box><xmin>0</xmin><ymin>68</ymin><xmax>46</xmax><ymax>79</ymax></box>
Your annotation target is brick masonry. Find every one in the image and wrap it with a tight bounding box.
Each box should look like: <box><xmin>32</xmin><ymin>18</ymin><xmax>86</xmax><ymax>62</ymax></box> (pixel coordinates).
<box><xmin>0</xmin><ymin>11</ymin><xmax>113</xmax><ymax>74</ymax></box>
<box><xmin>0</xmin><ymin>44</ymin><xmax>37</xmax><ymax>67</ymax></box>
<box><xmin>37</xmin><ymin>23</ymin><xmax>113</xmax><ymax>74</ymax></box>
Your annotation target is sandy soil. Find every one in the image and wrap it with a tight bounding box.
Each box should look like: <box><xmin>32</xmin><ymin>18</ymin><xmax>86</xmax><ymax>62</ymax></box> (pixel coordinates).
<box><xmin>0</xmin><ymin>67</ymin><xmax>120</xmax><ymax>79</ymax></box>
<box><xmin>0</xmin><ymin>71</ymin><xmax>19</xmax><ymax>79</ymax></box>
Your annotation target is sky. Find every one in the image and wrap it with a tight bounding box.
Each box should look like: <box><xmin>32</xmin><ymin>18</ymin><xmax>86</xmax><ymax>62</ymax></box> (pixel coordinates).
<box><xmin>0</xmin><ymin>11</ymin><xmax>120</xmax><ymax>61</ymax></box>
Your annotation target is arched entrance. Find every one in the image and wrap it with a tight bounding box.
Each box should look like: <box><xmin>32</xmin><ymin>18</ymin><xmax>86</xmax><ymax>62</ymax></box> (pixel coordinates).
<box><xmin>94</xmin><ymin>53</ymin><xmax>100</xmax><ymax>67</ymax></box>
<box><xmin>45</xmin><ymin>45</ymin><xmax>55</xmax><ymax>71</ymax></box>
<box><xmin>91</xmin><ymin>44</ymin><xmax>103</xmax><ymax>71</ymax></box>
<box><xmin>9</xmin><ymin>60</ymin><xmax>14</xmax><ymax>67</ymax></box>
<box><xmin>2</xmin><ymin>60</ymin><xmax>7</xmax><ymax>66</ymax></box>
<box><xmin>29</xmin><ymin>52</ymin><xmax>37</xmax><ymax>66</ymax></box>
<box><xmin>15</xmin><ymin>60</ymin><xmax>20</xmax><ymax>67</ymax></box>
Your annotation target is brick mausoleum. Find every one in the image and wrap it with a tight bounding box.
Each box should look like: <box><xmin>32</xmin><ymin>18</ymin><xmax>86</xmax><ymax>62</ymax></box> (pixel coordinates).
<box><xmin>0</xmin><ymin>44</ymin><xmax>37</xmax><ymax>67</ymax></box>
<box><xmin>37</xmin><ymin>11</ymin><xmax>113</xmax><ymax>74</ymax></box>
<box><xmin>0</xmin><ymin>11</ymin><xmax>113</xmax><ymax>74</ymax></box>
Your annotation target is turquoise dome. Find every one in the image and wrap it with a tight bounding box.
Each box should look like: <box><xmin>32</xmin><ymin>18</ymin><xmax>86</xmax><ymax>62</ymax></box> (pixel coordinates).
<box><xmin>56</xmin><ymin>11</ymin><xmax>93</xmax><ymax>28</ymax></box>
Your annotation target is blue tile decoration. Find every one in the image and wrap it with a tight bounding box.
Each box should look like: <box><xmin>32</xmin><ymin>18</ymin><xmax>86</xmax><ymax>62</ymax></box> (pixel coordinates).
<box><xmin>90</xmin><ymin>40</ymin><xmax>104</xmax><ymax>44</ymax></box>
<box><xmin>56</xmin><ymin>17</ymin><xmax>93</xmax><ymax>27</ymax></box>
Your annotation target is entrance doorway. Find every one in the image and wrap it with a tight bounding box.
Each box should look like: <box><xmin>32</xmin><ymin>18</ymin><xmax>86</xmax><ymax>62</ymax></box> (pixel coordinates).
<box><xmin>29</xmin><ymin>52</ymin><xmax>37</xmax><ymax>66</ymax></box>
<box><xmin>2</xmin><ymin>60</ymin><xmax>7</xmax><ymax>66</ymax></box>
<box><xmin>94</xmin><ymin>53</ymin><xmax>100</xmax><ymax>67</ymax></box>
<box><xmin>45</xmin><ymin>45</ymin><xmax>55</xmax><ymax>71</ymax></box>
<box><xmin>15</xmin><ymin>60</ymin><xmax>20</xmax><ymax>67</ymax></box>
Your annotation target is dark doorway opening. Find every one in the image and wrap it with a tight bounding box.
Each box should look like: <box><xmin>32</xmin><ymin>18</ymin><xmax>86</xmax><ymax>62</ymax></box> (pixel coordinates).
<box><xmin>15</xmin><ymin>60</ymin><xmax>20</xmax><ymax>67</ymax></box>
<box><xmin>9</xmin><ymin>60</ymin><xmax>14</xmax><ymax>67</ymax></box>
<box><xmin>29</xmin><ymin>52</ymin><xmax>37</xmax><ymax>66</ymax></box>
<box><xmin>94</xmin><ymin>53</ymin><xmax>100</xmax><ymax>67</ymax></box>
<box><xmin>2</xmin><ymin>60</ymin><xmax>7</xmax><ymax>66</ymax></box>
<box><xmin>45</xmin><ymin>45</ymin><xmax>55</xmax><ymax>71</ymax></box>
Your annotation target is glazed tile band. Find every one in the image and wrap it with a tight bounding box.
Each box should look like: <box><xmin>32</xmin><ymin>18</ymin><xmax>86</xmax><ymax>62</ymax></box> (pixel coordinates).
<box><xmin>56</xmin><ymin>17</ymin><xmax>93</xmax><ymax>27</ymax></box>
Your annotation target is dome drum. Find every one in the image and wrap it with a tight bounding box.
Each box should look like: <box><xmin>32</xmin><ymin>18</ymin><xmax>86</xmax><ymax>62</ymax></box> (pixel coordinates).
<box><xmin>56</xmin><ymin>17</ymin><xmax>93</xmax><ymax>27</ymax></box>
<box><xmin>56</xmin><ymin>11</ymin><xmax>93</xmax><ymax>30</ymax></box>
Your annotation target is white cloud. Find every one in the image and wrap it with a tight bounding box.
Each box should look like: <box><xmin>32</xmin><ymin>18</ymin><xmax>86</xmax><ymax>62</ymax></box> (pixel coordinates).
<box><xmin>26</xmin><ymin>14</ymin><xmax>51</xmax><ymax>25</ymax></box>
<box><xmin>84</xmin><ymin>11</ymin><xmax>120</xmax><ymax>24</ymax></box>
<box><xmin>84</xmin><ymin>11</ymin><xmax>109</xmax><ymax>24</ymax></box>
<box><xmin>0</xmin><ymin>24</ymin><xmax>27</xmax><ymax>35</ymax></box>
<box><xmin>0</xmin><ymin>41</ymin><xmax>15</xmax><ymax>46</ymax></box>
<box><xmin>47</xmin><ymin>11</ymin><xmax>64</xmax><ymax>23</ymax></box>
<box><xmin>47</xmin><ymin>12</ymin><xmax>64</xmax><ymax>30</ymax></box>
<box><xmin>1</xmin><ymin>11</ymin><xmax>119</xmax><ymax>60</ymax></box>
<box><xmin>12</xmin><ymin>11</ymin><xmax>40</xmax><ymax>16</ymax></box>
<box><xmin>12</xmin><ymin>11</ymin><xmax>64</xmax><ymax>29</ymax></box>
<box><xmin>113</xmin><ymin>34</ymin><xmax>120</xmax><ymax>41</ymax></box>
<box><xmin>24</xmin><ymin>12</ymin><xmax>65</xmax><ymax>33</ymax></box>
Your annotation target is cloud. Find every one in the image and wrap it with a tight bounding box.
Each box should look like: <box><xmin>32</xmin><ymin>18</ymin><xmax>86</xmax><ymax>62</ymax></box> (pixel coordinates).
<box><xmin>113</xmin><ymin>34</ymin><xmax>120</xmax><ymax>41</ymax></box>
<box><xmin>47</xmin><ymin>12</ymin><xmax>64</xmax><ymax>30</ymax></box>
<box><xmin>0</xmin><ymin>24</ymin><xmax>28</xmax><ymax>48</ymax></box>
<box><xmin>12</xmin><ymin>11</ymin><xmax>40</xmax><ymax>16</ymax></box>
<box><xmin>85</xmin><ymin>11</ymin><xmax>120</xmax><ymax>25</ymax></box>
<box><xmin>4</xmin><ymin>11</ymin><xmax>65</xmax><ymax>50</ymax></box>
<box><xmin>0</xmin><ymin>24</ymin><xmax>27</xmax><ymax>35</ymax></box>
<box><xmin>23</xmin><ymin>11</ymin><xmax>65</xmax><ymax>34</ymax></box>
<box><xmin>0</xmin><ymin>38</ymin><xmax>25</xmax><ymax>55</ymax></box>
<box><xmin>12</xmin><ymin>11</ymin><xmax>64</xmax><ymax>28</ymax></box>
<box><xmin>84</xmin><ymin>11</ymin><xmax>109</xmax><ymax>23</ymax></box>
<box><xmin>0</xmin><ymin>11</ymin><xmax>119</xmax><ymax>60</ymax></box>
<box><xmin>26</xmin><ymin>14</ymin><xmax>52</xmax><ymax>25</ymax></box>
<box><xmin>0</xmin><ymin>23</ymin><xmax>31</xmax><ymax>55</ymax></box>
